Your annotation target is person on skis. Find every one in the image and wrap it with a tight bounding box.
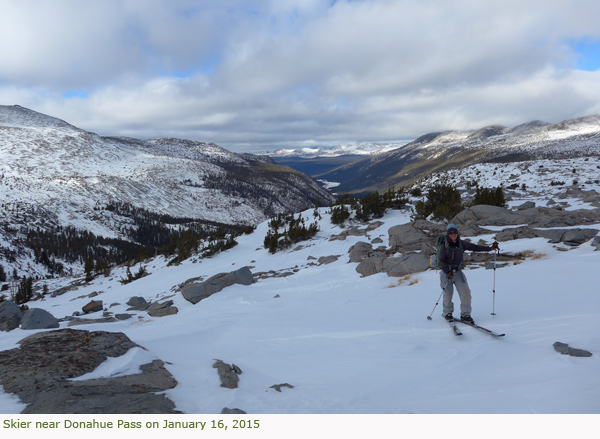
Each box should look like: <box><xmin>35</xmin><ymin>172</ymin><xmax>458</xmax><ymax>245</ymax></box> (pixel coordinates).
<box><xmin>439</xmin><ymin>223</ymin><xmax>499</xmax><ymax>324</ymax></box>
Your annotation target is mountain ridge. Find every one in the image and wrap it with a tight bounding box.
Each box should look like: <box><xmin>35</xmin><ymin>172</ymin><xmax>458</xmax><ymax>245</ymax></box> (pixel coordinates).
<box><xmin>313</xmin><ymin>114</ymin><xmax>600</xmax><ymax>194</ymax></box>
<box><xmin>0</xmin><ymin>105</ymin><xmax>334</xmax><ymax>278</ymax></box>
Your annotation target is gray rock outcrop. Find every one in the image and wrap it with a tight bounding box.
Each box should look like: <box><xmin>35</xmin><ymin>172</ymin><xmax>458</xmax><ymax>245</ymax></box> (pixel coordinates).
<box><xmin>368</xmin><ymin>204</ymin><xmax>600</xmax><ymax>279</ymax></box>
<box><xmin>451</xmin><ymin>204</ymin><xmax>600</xmax><ymax>229</ymax></box>
<box><xmin>355</xmin><ymin>257</ymin><xmax>386</xmax><ymax>277</ymax></box>
<box><xmin>388</xmin><ymin>220</ymin><xmax>446</xmax><ymax>252</ymax></box>
<box><xmin>0</xmin><ymin>328</ymin><xmax>179</xmax><ymax>413</ymax></box>
<box><xmin>348</xmin><ymin>241</ymin><xmax>386</xmax><ymax>263</ymax></box>
<box><xmin>494</xmin><ymin>226</ymin><xmax>599</xmax><ymax>246</ymax></box>
<box><xmin>180</xmin><ymin>266</ymin><xmax>254</xmax><ymax>304</ymax></box>
<box><xmin>382</xmin><ymin>254</ymin><xmax>431</xmax><ymax>277</ymax></box>
<box><xmin>20</xmin><ymin>308</ymin><xmax>60</xmax><ymax>330</ymax></box>
<box><xmin>0</xmin><ymin>301</ymin><xmax>22</xmax><ymax>332</ymax></box>
<box><xmin>355</xmin><ymin>253</ymin><xmax>430</xmax><ymax>278</ymax></box>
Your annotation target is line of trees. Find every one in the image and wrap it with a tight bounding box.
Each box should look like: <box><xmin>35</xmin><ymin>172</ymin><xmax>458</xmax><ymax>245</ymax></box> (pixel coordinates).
<box><xmin>15</xmin><ymin>201</ymin><xmax>254</xmax><ymax>280</ymax></box>
<box><xmin>263</xmin><ymin>212</ymin><xmax>320</xmax><ymax>254</ymax></box>
<box><xmin>414</xmin><ymin>183</ymin><xmax>506</xmax><ymax>221</ymax></box>
<box><xmin>330</xmin><ymin>187</ymin><xmax>409</xmax><ymax>226</ymax></box>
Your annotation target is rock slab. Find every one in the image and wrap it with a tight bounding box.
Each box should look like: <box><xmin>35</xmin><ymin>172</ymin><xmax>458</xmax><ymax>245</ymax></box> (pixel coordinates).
<box><xmin>181</xmin><ymin>266</ymin><xmax>254</xmax><ymax>304</ymax></box>
<box><xmin>553</xmin><ymin>342</ymin><xmax>593</xmax><ymax>358</ymax></box>
<box><xmin>0</xmin><ymin>328</ymin><xmax>180</xmax><ymax>413</ymax></box>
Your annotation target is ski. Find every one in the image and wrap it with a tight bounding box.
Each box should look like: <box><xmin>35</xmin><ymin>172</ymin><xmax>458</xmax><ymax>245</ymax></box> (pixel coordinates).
<box><xmin>447</xmin><ymin>319</ymin><xmax>463</xmax><ymax>336</ymax></box>
<box><xmin>455</xmin><ymin>319</ymin><xmax>505</xmax><ymax>337</ymax></box>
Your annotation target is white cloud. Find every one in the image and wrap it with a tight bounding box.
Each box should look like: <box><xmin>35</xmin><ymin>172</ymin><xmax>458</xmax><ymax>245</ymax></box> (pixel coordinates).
<box><xmin>2</xmin><ymin>0</ymin><xmax>600</xmax><ymax>151</ymax></box>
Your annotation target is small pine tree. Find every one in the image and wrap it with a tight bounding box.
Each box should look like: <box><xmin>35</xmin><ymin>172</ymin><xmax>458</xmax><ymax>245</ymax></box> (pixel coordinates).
<box><xmin>331</xmin><ymin>205</ymin><xmax>351</xmax><ymax>225</ymax></box>
<box><xmin>14</xmin><ymin>277</ymin><xmax>33</xmax><ymax>304</ymax></box>
<box><xmin>84</xmin><ymin>257</ymin><xmax>95</xmax><ymax>282</ymax></box>
<box><xmin>415</xmin><ymin>184</ymin><xmax>463</xmax><ymax>220</ymax></box>
<box><xmin>472</xmin><ymin>186</ymin><xmax>506</xmax><ymax>207</ymax></box>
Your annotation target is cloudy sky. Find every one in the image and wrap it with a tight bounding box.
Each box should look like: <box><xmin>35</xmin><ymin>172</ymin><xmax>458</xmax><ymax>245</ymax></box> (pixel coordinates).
<box><xmin>2</xmin><ymin>0</ymin><xmax>600</xmax><ymax>152</ymax></box>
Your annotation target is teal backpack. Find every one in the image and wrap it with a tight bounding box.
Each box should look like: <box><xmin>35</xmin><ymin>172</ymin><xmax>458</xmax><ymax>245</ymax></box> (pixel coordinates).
<box><xmin>429</xmin><ymin>234</ymin><xmax>448</xmax><ymax>269</ymax></box>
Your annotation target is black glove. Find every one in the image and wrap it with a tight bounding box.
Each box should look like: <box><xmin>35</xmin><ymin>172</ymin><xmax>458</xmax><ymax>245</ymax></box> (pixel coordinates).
<box><xmin>490</xmin><ymin>241</ymin><xmax>499</xmax><ymax>251</ymax></box>
<box><xmin>445</xmin><ymin>270</ymin><xmax>454</xmax><ymax>279</ymax></box>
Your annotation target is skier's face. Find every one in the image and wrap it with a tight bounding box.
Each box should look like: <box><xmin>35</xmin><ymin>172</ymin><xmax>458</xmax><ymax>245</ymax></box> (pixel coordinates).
<box><xmin>448</xmin><ymin>230</ymin><xmax>458</xmax><ymax>242</ymax></box>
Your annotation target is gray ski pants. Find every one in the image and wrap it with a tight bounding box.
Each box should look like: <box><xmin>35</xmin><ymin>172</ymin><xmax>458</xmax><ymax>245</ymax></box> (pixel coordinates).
<box><xmin>440</xmin><ymin>270</ymin><xmax>472</xmax><ymax>317</ymax></box>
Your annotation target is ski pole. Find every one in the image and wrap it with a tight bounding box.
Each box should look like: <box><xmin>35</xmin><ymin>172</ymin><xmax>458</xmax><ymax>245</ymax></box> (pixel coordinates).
<box><xmin>427</xmin><ymin>277</ymin><xmax>449</xmax><ymax>320</ymax></box>
<box><xmin>491</xmin><ymin>249</ymin><xmax>497</xmax><ymax>316</ymax></box>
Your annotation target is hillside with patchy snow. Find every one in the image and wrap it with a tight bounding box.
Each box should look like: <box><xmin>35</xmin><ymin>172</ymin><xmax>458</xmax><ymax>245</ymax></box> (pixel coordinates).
<box><xmin>0</xmin><ymin>105</ymin><xmax>334</xmax><ymax>278</ymax></box>
<box><xmin>314</xmin><ymin>115</ymin><xmax>600</xmax><ymax>194</ymax></box>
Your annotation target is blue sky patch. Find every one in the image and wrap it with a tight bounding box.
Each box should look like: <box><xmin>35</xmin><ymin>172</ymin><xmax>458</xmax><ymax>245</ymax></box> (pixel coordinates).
<box><xmin>572</xmin><ymin>38</ymin><xmax>600</xmax><ymax>71</ymax></box>
<box><xmin>63</xmin><ymin>89</ymin><xmax>90</xmax><ymax>99</ymax></box>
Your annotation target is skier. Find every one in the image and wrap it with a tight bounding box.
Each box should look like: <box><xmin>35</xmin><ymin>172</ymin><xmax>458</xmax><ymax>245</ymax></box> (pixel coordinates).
<box><xmin>439</xmin><ymin>223</ymin><xmax>499</xmax><ymax>324</ymax></box>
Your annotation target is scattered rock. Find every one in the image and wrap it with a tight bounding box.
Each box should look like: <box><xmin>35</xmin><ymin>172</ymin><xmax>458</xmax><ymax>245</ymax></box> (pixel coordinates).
<box><xmin>221</xmin><ymin>407</ymin><xmax>247</xmax><ymax>414</ymax></box>
<box><xmin>115</xmin><ymin>313</ymin><xmax>134</xmax><ymax>320</ymax></box>
<box><xmin>553</xmin><ymin>342</ymin><xmax>593</xmax><ymax>357</ymax></box>
<box><xmin>82</xmin><ymin>300</ymin><xmax>103</xmax><ymax>314</ymax></box>
<box><xmin>270</xmin><ymin>383</ymin><xmax>294</xmax><ymax>392</ymax></box>
<box><xmin>20</xmin><ymin>308</ymin><xmax>60</xmax><ymax>330</ymax></box>
<box><xmin>318</xmin><ymin>255</ymin><xmax>341</xmax><ymax>265</ymax></box>
<box><xmin>66</xmin><ymin>316</ymin><xmax>119</xmax><ymax>326</ymax></box>
<box><xmin>126</xmin><ymin>296</ymin><xmax>148</xmax><ymax>308</ymax></box>
<box><xmin>0</xmin><ymin>301</ymin><xmax>22</xmax><ymax>332</ymax></box>
<box><xmin>147</xmin><ymin>300</ymin><xmax>178</xmax><ymax>317</ymax></box>
<box><xmin>213</xmin><ymin>360</ymin><xmax>241</xmax><ymax>389</ymax></box>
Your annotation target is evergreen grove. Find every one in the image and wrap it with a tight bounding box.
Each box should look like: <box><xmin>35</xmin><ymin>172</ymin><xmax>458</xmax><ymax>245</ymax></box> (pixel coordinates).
<box><xmin>1</xmin><ymin>201</ymin><xmax>254</xmax><ymax>286</ymax></box>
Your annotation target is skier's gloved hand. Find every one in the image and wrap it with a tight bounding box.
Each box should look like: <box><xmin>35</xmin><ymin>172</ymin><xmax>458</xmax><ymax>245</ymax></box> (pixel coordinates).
<box><xmin>490</xmin><ymin>241</ymin><xmax>499</xmax><ymax>251</ymax></box>
<box><xmin>445</xmin><ymin>270</ymin><xmax>454</xmax><ymax>279</ymax></box>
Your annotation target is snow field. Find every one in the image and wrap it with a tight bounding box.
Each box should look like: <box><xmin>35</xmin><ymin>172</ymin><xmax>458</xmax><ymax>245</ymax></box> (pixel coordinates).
<box><xmin>1</xmin><ymin>207</ymin><xmax>598</xmax><ymax>416</ymax></box>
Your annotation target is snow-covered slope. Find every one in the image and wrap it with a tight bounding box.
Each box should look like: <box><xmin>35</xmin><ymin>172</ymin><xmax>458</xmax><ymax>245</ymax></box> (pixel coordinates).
<box><xmin>0</xmin><ymin>105</ymin><xmax>332</xmax><ymax>227</ymax></box>
<box><xmin>1</xmin><ymin>157</ymin><xmax>599</xmax><ymax>415</ymax></box>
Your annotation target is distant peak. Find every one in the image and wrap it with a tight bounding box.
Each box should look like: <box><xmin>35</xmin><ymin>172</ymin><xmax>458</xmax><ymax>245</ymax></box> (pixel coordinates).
<box><xmin>0</xmin><ymin>105</ymin><xmax>78</xmax><ymax>131</ymax></box>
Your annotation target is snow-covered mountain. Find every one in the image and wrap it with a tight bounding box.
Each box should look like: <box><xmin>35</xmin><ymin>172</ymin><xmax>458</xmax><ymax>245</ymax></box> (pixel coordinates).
<box><xmin>1</xmin><ymin>157</ymin><xmax>599</xmax><ymax>418</ymax></box>
<box><xmin>0</xmin><ymin>105</ymin><xmax>334</xmax><ymax>277</ymax></box>
<box><xmin>269</xmin><ymin>142</ymin><xmax>408</xmax><ymax>158</ymax></box>
<box><xmin>312</xmin><ymin>115</ymin><xmax>600</xmax><ymax>194</ymax></box>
